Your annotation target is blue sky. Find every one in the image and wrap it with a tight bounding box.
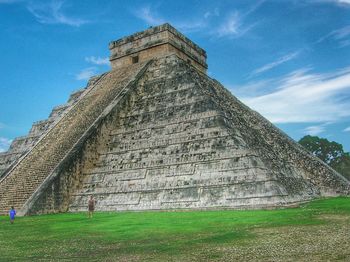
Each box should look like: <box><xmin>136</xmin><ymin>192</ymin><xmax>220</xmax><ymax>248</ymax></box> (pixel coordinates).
<box><xmin>0</xmin><ymin>0</ymin><xmax>349</xmax><ymax>152</ymax></box>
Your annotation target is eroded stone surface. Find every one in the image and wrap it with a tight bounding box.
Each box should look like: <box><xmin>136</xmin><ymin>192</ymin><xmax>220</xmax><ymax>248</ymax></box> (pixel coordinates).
<box><xmin>0</xmin><ymin>24</ymin><xmax>348</xmax><ymax>215</ymax></box>
<box><xmin>109</xmin><ymin>23</ymin><xmax>207</xmax><ymax>73</ymax></box>
<box><xmin>66</xmin><ymin>56</ymin><xmax>349</xmax><ymax>212</ymax></box>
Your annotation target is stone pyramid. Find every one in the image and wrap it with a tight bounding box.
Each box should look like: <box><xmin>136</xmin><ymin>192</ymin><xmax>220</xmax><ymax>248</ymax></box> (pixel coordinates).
<box><xmin>0</xmin><ymin>24</ymin><xmax>349</xmax><ymax>215</ymax></box>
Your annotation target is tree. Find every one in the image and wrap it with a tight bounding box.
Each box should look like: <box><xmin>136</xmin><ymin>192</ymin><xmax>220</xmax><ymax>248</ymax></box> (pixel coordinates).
<box><xmin>298</xmin><ymin>135</ymin><xmax>350</xmax><ymax>180</ymax></box>
<box><xmin>332</xmin><ymin>154</ymin><xmax>350</xmax><ymax>180</ymax></box>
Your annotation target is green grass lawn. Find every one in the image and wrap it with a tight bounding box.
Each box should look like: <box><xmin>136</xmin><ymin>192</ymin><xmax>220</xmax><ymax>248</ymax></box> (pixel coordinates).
<box><xmin>0</xmin><ymin>197</ymin><xmax>349</xmax><ymax>261</ymax></box>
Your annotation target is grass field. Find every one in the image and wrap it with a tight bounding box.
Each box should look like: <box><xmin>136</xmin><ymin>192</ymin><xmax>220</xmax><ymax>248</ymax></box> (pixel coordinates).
<box><xmin>0</xmin><ymin>197</ymin><xmax>349</xmax><ymax>262</ymax></box>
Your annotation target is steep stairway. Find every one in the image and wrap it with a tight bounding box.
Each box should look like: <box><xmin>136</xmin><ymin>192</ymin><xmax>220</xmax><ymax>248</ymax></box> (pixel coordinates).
<box><xmin>0</xmin><ymin>61</ymin><xmax>149</xmax><ymax>214</ymax></box>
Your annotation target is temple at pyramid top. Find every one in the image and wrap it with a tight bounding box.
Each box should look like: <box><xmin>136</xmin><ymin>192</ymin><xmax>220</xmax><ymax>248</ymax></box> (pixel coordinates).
<box><xmin>109</xmin><ymin>23</ymin><xmax>208</xmax><ymax>73</ymax></box>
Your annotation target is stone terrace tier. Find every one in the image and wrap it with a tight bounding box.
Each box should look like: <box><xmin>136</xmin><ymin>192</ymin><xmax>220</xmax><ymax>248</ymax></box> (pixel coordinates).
<box><xmin>68</xmin><ymin>55</ymin><xmax>349</xmax><ymax>213</ymax></box>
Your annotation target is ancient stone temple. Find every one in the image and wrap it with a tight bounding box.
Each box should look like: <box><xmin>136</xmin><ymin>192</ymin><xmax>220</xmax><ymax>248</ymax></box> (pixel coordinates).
<box><xmin>0</xmin><ymin>24</ymin><xmax>349</xmax><ymax>215</ymax></box>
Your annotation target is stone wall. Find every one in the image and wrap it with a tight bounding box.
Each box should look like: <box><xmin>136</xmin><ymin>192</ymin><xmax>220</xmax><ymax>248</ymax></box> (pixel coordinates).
<box><xmin>63</xmin><ymin>55</ymin><xmax>349</xmax><ymax>213</ymax></box>
<box><xmin>109</xmin><ymin>23</ymin><xmax>207</xmax><ymax>73</ymax></box>
<box><xmin>205</xmin><ymin>78</ymin><xmax>350</xmax><ymax>195</ymax></box>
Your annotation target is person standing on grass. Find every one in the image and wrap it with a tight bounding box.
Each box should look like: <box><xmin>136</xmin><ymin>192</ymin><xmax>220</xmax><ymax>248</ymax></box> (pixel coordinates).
<box><xmin>9</xmin><ymin>206</ymin><xmax>16</xmax><ymax>224</ymax></box>
<box><xmin>88</xmin><ymin>195</ymin><xmax>95</xmax><ymax>218</ymax></box>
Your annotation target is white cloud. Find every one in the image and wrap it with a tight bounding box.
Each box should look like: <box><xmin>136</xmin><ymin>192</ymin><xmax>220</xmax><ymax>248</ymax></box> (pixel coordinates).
<box><xmin>216</xmin><ymin>11</ymin><xmax>257</xmax><ymax>38</ymax></box>
<box><xmin>249</xmin><ymin>51</ymin><xmax>300</xmax><ymax>77</ymax></box>
<box><xmin>135</xmin><ymin>6</ymin><xmax>165</xmax><ymax>26</ymax></box>
<box><xmin>304</xmin><ymin>125</ymin><xmax>326</xmax><ymax>135</ymax></box>
<box><xmin>234</xmin><ymin>67</ymin><xmax>350</xmax><ymax>123</ymax></box>
<box><xmin>214</xmin><ymin>1</ymin><xmax>265</xmax><ymax>38</ymax></box>
<box><xmin>317</xmin><ymin>25</ymin><xmax>350</xmax><ymax>47</ymax></box>
<box><xmin>344</xmin><ymin>126</ymin><xmax>350</xmax><ymax>132</ymax></box>
<box><xmin>134</xmin><ymin>6</ymin><xmax>206</xmax><ymax>33</ymax></box>
<box><xmin>217</xmin><ymin>12</ymin><xmax>241</xmax><ymax>37</ymax></box>
<box><xmin>309</xmin><ymin>0</ymin><xmax>350</xmax><ymax>6</ymax></box>
<box><xmin>85</xmin><ymin>56</ymin><xmax>109</xmax><ymax>66</ymax></box>
<box><xmin>0</xmin><ymin>137</ymin><xmax>12</xmax><ymax>153</ymax></box>
<box><xmin>326</xmin><ymin>0</ymin><xmax>350</xmax><ymax>6</ymax></box>
<box><xmin>75</xmin><ymin>67</ymin><xmax>96</xmax><ymax>81</ymax></box>
<box><xmin>174</xmin><ymin>20</ymin><xmax>207</xmax><ymax>33</ymax></box>
<box><xmin>204</xmin><ymin>8</ymin><xmax>220</xmax><ymax>19</ymax></box>
<box><xmin>338</xmin><ymin>0</ymin><xmax>350</xmax><ymax>4</ymax></box>
<box><xmin>134</xmin><ymin>2</ymin><xmax>264</xmax><ymax>37</ymax></box>
<box><xmin>330</xmin><ymin>25</ymin><xmax>350</xmax><ymax>38</ymax></box>
<box><xmin>243</xmin><ymin>0</ymin><xmax>266</xmax><ymax>16</ymax></box>
<box><xmin>339</xmin><ymin>39</ymin><xmax>350</xmax><ymax>47</ymax></box>
<box><xmin>27</xmin><ymin>0</ymin><xmax>89</xmax><ymax>27</ymax></box>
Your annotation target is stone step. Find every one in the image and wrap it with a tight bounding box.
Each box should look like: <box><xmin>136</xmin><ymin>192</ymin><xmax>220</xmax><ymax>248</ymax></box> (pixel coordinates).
<box><xmin>0</xmin><ymin>62</ymin><xmax>148</xmax><ymax>214</ymax></box>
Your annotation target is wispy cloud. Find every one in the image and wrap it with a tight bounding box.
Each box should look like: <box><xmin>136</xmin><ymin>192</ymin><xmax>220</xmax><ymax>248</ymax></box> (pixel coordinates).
<box><xmin>344</xmin><ymin>126</ymin><xmax>350</xmax><ymax>132</ymax></box>
<box><xmin>135</xmin><ymin>6</ymin><xmax>165</xmax><ymax>26</ymax></box>
<box><xmin>75</xmin><ymin>67</ymin><xmax>96</xmax><ymax>81</ymax></box>
<box><xmin>304</xmin><ymin>124</ymin><xmax>326</xmax><ymax>135</ymax></box>
<box><xmin>134</xmin><ymin>1</ymin><xmax>264</xmax><ymax>37</ymax></box>
<box><xmin>244</xmin><ymin>0</ymin><xmax>266</xmax><ymax>16</ymax></box>
<box><xmin>249</xmin><ymin>51</ymin><xmax>300</xmax><ymax>77</ymax></box>
<box><xmin>234</xmin><ymin>67</ymin><xmax>350</xmax><ymax>123</ymax></box>
<box><xmin>307</xmin><ymin>0</ymin><xmax>350</xmax><ymax>6</ymax></box>
<box><xmin>213</xmin><ymin>1</ymin><xmax>265</xmax><ymax>38</ymax></box>
<box><xmin>173</xmin><ymin>20</ymin><xmax>208</xmax><ymax>33</ymax></box>
<box><xmin>338</xmin><ymin>0</ymin><xmax>350</xmax><ymax>4</ymax></box>
<box><xmin>27</xmin><ymin>0</ymin><xmax>89</xmax><ymax>27</ymax></box>
<box><xmin>134</xmin><ymin>5</ymin><xmax>206</xmax><ymax>33</ymax></box>
<box><xmin>216</xmin><ymin>12</ymin><xmax>251</xmax><ymax>37</ymax></box>
<box><xmin>85</xmin><ymin>56</ymin><xmax>109</xmax><ymax>66</ymax></box>
<box><xmin>0</xmin><ymin>137</ymin><xmax>12</xmax><ymax>153</ymax></box>
<box><xmin>204</xmin><ymin>8</ymin><xmax>220</xmax><ymax>19</ymax></box>
<box><xmin>322</xmin><ymin>0</ymin><xmax>350</xmax><ymax>6</ymax></box>
<box><xmin>317</xmin><ymin>25</ymin><xmax>350</xmax><ymax>47</ymax></box>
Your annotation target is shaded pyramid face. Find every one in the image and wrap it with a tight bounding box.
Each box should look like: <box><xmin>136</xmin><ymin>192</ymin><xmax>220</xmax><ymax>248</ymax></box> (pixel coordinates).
<box><xmin>67</xmin><ymin>56</ymin><xmax>317</xmax><ymax>211</ymax></box>
<box><xmin>61</xmin><ymin>55</ymin><xmax>347</xmax><ymax>212</ymax></box>
<box><xmin>0</xmin><ymin>26</ymin><xmax>349</xmax><ymax>215</ymax></box>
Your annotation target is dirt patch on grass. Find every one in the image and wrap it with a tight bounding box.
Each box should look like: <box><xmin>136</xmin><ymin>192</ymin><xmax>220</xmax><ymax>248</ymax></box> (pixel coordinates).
<box><xmin>317</xmin><ymin>214</ymin><xmax>350</xmax><ymax>222</ymax></box>
<box><xmin>211</xmin><ymin>215</ymin><xmax>350</xmax><ymax>262</ymax></box>
<box><xmin>112</xmin><ymin>215</ymin><xmax>350</xmax><ymax>262</ymax></box>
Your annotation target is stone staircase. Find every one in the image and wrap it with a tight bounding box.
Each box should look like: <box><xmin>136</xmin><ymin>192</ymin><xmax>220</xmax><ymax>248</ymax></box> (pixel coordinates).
<box><xmin>0</xmin><ymin>87</ymin><xmax>87</xmax><ymax>179</ymax></box>
<box><xmin>0</xmin><ymin>61</ymin><xmax>149</xmax><ymax>214</ymax></box>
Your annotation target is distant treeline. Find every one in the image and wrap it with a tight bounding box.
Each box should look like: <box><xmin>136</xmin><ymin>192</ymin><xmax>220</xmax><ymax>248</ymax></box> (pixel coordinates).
<box><xmin>299</xmin><ymin>135</ymin><xmax>350</xmax><ymax>180</ymax></box>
